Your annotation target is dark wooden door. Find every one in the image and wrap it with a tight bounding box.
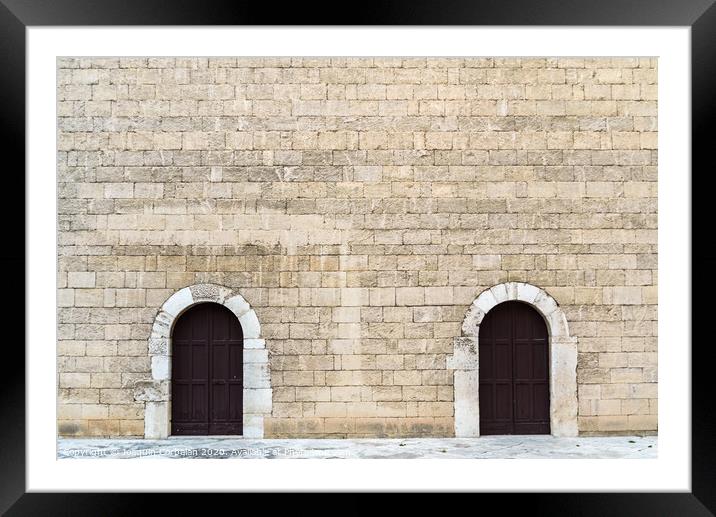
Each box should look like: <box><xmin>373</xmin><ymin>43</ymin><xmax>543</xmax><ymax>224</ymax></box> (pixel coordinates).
<box><xmin>479</xmin><ymin>301</ymin><xmax>550</xmax><ymax>435</ymax></box>
<box><xmin>171</xmin><ymin>302</ymin><xmax>243</xmax><ymax>435</ymax></box>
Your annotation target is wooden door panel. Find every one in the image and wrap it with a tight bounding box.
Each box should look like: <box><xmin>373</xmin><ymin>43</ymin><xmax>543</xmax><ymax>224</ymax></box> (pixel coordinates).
<box><xmin>208</xmin><ymin>304</ymin><xmax>243</xmax><ymax>434</ymax></box>
<box><xmin>229</xmin><ymin>344</ymin><xmax>243</xmax><ymax>380</ymax></box>
<box><xmin>211</xmin><ymin>342</ymin><xmax>229</xmax><ymax>380</ymax></box>
<box><xmin>494</xmin><ymin>382</ymin><xmax>513</xmax><ymax>421</ymax></box>
<box><xmin>533</xmin><ymin>342</ymin><xmax>548</xmax><ymax>378</ymax></box>
<box><xmin>228</xmin><ymin>383</ymin><xmax>243</xmax><ymax>420</ymax></box>
<box><xmin>191</xmin><ymin>345</ymin><xmax>208</xmax><ymax>377</ymax></box>
<box><xmin>191</xmin><ymin>383</ymin><xmax>207</xmax><ymax>421</ymax></box>
<box><xmin>172</xmin><ymin>383</ymin><xmax>191</xmax><ymax>421</ymax></box>
<box><xmin>513</xmin><ymin>382</ymin><xmax>530</xmax><ymax>420</ymax></box>
<box><xmin>479</xmin><ymin>301</ymin><xmax>550</xmax><ymax>435</ymax></box>
<box><xmin>480</xmin><ymin>342</ymin><xmax>494</xmax><ymax>378</ymax></box>
<box><xmin>479</xmin><ymin>383</ymin><xmax>494</xmax><ymax>421</ymax></box>
<box><xmin>211</xmin><ymin>383</ymin><xmax>227</xmax><ymax>421</ymax></box>
<box><xmin>494</xmin><ymin>341</ymin><xmax>512</xmax><ymax>379</ymax></box>
<box><xmin>513</xmin><ymin>341</ymin><xmax>532</xmax><ymax>378</ymax></box>
<box><xmin>533</xmin><ymin>383</ymin><xmax>550</xmax><ymax>420</ymax></box>
<box><xmin>172</xmin><ymin>344</ymin><xmax>190</xmax><ymax>378</ymax></box>
<box><xmin>171</xmin><ymin>302</ymin><xmax>244</xmax><ymax>436</ymax></box>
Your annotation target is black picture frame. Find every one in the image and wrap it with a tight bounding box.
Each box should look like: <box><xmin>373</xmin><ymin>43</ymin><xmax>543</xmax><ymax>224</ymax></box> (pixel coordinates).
<box><xmin>2</xmin><ymin>1</ymin><xmax>712</xmax><ymax>513</ymax></box>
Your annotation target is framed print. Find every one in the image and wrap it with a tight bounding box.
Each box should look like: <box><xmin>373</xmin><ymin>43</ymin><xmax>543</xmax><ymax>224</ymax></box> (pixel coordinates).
<box><xmin>2</xmin><ymin>0</ymin><xmax>713</xmax><ymax>513</ymax></box>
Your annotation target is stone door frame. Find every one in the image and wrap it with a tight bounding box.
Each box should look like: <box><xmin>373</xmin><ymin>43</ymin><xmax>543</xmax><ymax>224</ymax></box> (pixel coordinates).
<box><xmin>447</xmin><ymin>282</ymin><xmax>578</xmax><ymax>437</ymax></box>
<box><xmin>135</xmin><ymin>283</ymin><xmax>271</xmax><ymax>439</ymax></box>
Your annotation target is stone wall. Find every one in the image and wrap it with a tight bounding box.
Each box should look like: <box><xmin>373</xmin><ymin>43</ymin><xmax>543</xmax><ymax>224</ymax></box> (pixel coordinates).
<box><xmin>57</xmin><ymin>57</ymin><xmax>658</xmax><ymax>437</ymax></box>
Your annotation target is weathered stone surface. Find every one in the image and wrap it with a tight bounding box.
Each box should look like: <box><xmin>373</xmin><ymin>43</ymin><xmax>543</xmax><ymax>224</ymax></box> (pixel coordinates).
<box><xmin>243</xmin><ymin>338</ymin><xmax>266</xmax><ymax>349</ymax></box>
<box><xmin>245</xmin><ymin>388</ymin><xmax>273</xmax><ymax>414</ymax></box>
<box><xmin>244</xmin><ymin>363</ymin><xmax>271</xmax><ymax>389</ymax></box>
<box><xmin>150</xmin><ymin>311</ymin><xmax>173</xmax><ymax>339</ymax></box>
<box><xmin>161</xmin><ymin>288</ymin><xmax>193</xmax><ymax>318</ymax></box>
<box><xmin>144</xmin><ymin>401</ymin><xmax>170</xmax><ymax>439</ymax></box>
<box><xmin>453</xmin><ymin>370</ymin><xmax>479</xmax><ymax>437</ymax></box>
<box><xmin>57</xmin><ymin>435</ymin><xmax>659</xmax><ymax>459</ymax></box>
<box><xmin>189</xmin><ymin>283</ymin><xmax>232</xmax><ymax>304</ymax></box>
<box><xmin>550</xmin><ymin>339</ymin><xmax>579</xmax><ymax>437</ymax></box>
<box><xmin>461</xmin><ymin>305</ymin><xmax>485</xmax><ymax>337</ymax></box>
<box><xmin>473</xmin><ymin>289</ymin><xmax>498</xmax><ymax>315</ymax></box>
<box><xmin>242</xmin><ymin>415</ymin><xmax>265</xmax><ymax>438</ymax></box>
<box><xmin>238</xmin><ymin>310</ymin><xmax>261</xmax><ymax>339</ymax></box>
<box><xmin>225</xmin><ymin>294</ymin><xmax>251</xmax><ymax>318</ymax></box>
<box><xmin>517</xmin><ymin>283</ymin><xmax>540</xmax><ymax>305</ymax></box>
<box><xmin>148</xmin><ymin>337</ymin><xmax>168</xmax><ymax>355</ymax></box>
<box><xmin>446</xmin><ymin>337</ymin><xmax>478</xmax><ymax>370</ymax></box>
<box><xmin>151</xmin><ymin>355</ymin><xmax>170</xmax><ymax>381</ymax></box>
<box><xmin>133</xmin><ymin>380</ymin><xmax>169</xmax><ymax>402</ymax></box>
<box><xmin>244</xmin><ymin>349</ymin><xmax>269</xmax><ymax>364</ymax></box>
<box><xmin>58</xmin><ymin>57</ymin><xmax>658</xmax><ymax>439</ymax></box>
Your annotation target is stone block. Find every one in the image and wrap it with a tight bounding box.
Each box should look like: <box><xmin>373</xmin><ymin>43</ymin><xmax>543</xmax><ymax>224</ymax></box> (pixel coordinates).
<box><xmin>144</xmin><ymin>401</ymin><xmax>169</xmax><ymax>438</ymax></box>
<box><xmin>244</xmin><ymin>388</ymin><xmax>272</xmax><ymax>414</ymax></box>
<box><xmin>447</xmin><ymin>337</ymin><xmax>478</xmax><ymax>370</ymax></box>
<box><xmin>396</xmin><ymin>287</ymin><xmax>424</xmax><ymax>306</ymax></box>
<box><xmin>244</xmin><ymin>363</ymin><xmax>271</xmax><ymax>388</ymax></box>
<box><xmin>151</xmin><ymin>355</ymin><xmax>170</xmax><ymax>380</ymax></box>
<box><xmin>68</xmin><ymin>272</ymin><xmax>96</xmax><ymax>288</ymax></box>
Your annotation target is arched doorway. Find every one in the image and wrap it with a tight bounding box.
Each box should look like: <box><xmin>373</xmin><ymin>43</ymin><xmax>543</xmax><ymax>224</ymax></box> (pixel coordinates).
<box><xmin>171</xmin><ymin>302</ymin><xmax>244</xmax><ymax>435</ymax></box>
<box><xmin>447</xmin><ymin>282</ymin><xmax>578</xmax><ymax>437</ymax></box>
<box><xmin>137</xmin><ymin>283</ymin><xmax>271</xmax><ymax>439</ymax></box>
<box><xmin>479</xmin><ymin>301</ymin><xmax>549</xmax><ymax>435</ymax></box>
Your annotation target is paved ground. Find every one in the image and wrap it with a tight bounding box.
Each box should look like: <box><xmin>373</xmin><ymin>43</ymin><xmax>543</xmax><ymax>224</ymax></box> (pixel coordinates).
<box><xmin>58</xmin><ymin>435</ymin><xmax>657</xmax><ymax>459</ymax></box>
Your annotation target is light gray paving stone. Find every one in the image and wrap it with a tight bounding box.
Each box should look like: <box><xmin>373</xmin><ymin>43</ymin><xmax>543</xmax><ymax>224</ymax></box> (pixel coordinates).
<box><xmin>58</xmin><ymin>436</ymin><xmax>657</xmax><ymax>459</ymax></box>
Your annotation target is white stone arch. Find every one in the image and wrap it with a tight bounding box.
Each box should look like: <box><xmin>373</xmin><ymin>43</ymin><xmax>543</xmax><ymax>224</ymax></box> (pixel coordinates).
<box><xmin>134</xmin><ymin>283</ymin><xmax>271</xmax><ymax>439</ymax></box>
<box><xmin>447</xmin><ymin>282</ymin><xmax>578</xmax><ymax>437</ymax></box>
